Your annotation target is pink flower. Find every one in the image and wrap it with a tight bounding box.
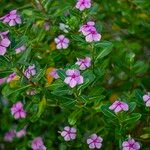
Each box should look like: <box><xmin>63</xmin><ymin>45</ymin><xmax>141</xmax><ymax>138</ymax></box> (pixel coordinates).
<box><xmin>0</xmin><ymin>31</ymin><xmax>11</xmax><ymax>55</ymax></box>
<box><xmin>61</xmin><ymin>126</ymin><xmax>77</xmax><ymax>141</ymax></box>
<box><xmin>11</xmin><ymin>101</ymin><xmax>26</xmax><ymax>119</ymax></box>
<box><xmin>54</xmin><ymin>35</ymin><xmax>69</xmax><ymax>49</ymax></box>
<box><xmin>87</xmin><ymin>134</ymin><xmax>103</xmax><ymax>149</ymax></box>
<box><xmin>31</xmin><ymin>137</ymin><xmax>46</xmax><ymax>150</ymax></box>
<box><xmin>143</xmin><ymin>93</ymin><xmax>150</xmax><ymax>107</ymax></box>
<box><xmin>44</xmin><ymin>22</ymin><xmax>50</xmax><ymax>31</ymax></box>
<box><xmin>0</xmin><ymin>77</ymin><xmax>6</xmax><ymax>85</ymax></box>
<box><xmin>85</xmin><ymin>27</ymin><xmax>101</xmax><ymax>42</ymax></box>
<box><xmin>4</xmin><ymin>130</ymin><xmax>15</xmax><ymax>142</ymax></box>
<box><xmin>79</xmin><ymin>22</ymin><xmax>101</xmax><ymax>42</ymax></box>
<box><xmin>79</xmin><ymin>21</ymin><xmax>95</xmax><ymax>35</ymax></box>
<box><xmin>6</xmin><ymin>73</ymin><xmax>17</xmax><ymax>83</ymax></box>
<box><xmin>0</xmin><ymin>10</ymin><xmax>21</xmax><ymax>26</ymax></box>
<box><xmin>16</xmin><ymin>128</ymin><xmax>26</xmax><ymax>138</ymax></box>
<box><xmin>50</xmin><ymin>69</ymin><xmax>60</xmax><ymax>79</ymax></box>
<box><xmin>24</xmin><ymin>65</ymin><xmax>36</xmax><ymax>79</ymax></box>
<box><xmin>64</xmin><ymin>69</ymin><xmax>83</xmax><ymax>88</ymax></box>
<box><xmin>76</xmin><ymin>57</ymin><xmax>91</xmax><ymax>70</ymax></box>
<box><xmin>109</xmin><ymin>100</ymin><xmax>129</xmax><ymax>113</ymax></box>
<box><xmin>15</xmin><ymin>45</ymin><xmax>26</xmax><ymax>54</ymax></box>
<box><xmin>76</xmin><ymin>0</ymin><xmax>91</xmax><ymax>11</ymax></box>
<box><xmin>122</xmin><ymin>139</ymin><xmax>140</xmax><ymax>150</ymax></box>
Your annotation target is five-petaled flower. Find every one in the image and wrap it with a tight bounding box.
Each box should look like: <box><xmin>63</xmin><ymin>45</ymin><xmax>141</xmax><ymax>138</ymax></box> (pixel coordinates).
<box><xmin>122</xmin><ymin>138</ymin><xmax>140</xmax><ymax>150</ymax></box>
<box><xmin>15</xmin><ymin>45</ymin><xmax>26</xmax><ymax>54</ymax></box>
<box><xmin>76</xmin><ymin>57</ymin><xmax>91</xmax><ymax>70</ymax></box>
<box><xmin>0</xmin><ymin>10</ymin><xmax>21</xmax><ymax>26</ymax></box>
<box><xmin>76</xmin><ymin>0</ymin><xmax>91</xmax><ymax>11</ymax></box>
<box><xmin>50</xmin><ymin>68</ymin><xmax>60</xmax><ymax>79</ymax></box>
<box><xmin>143</xmin><ymin>93</ymin><xmax>150</xmax><ymax>107</ymax></box>
<box><xmin>61</xmin><ymin>126</ymin><xmax>77</xmax><ymax>141</ymax></box>
<box><xmin>7</xmin><ymin>72</ymin><xmax>17</xmax><ymax>83</ymax></box>
<box><xmin>4</xmin><ymin>130</ymin><xmax>15</xmax><ymax>142</ymax></box>
<box><xmin>64</xmin><ymin>69</ymin><xmax>83</xmax><ymax>88</ymax></box>
<box><xmin>24</xmin><ymin>65</ymin><xmax>36</xmax><ymax>79</ymax></box>
<box><xmin>79</xmin><ymin>22</ymin><xmax>101</xmax><ymax>42</ymax></box>
<box><xmin>109</xmin><ymin>100</ymin><xmax>129</xmax><ymax>113</ymax></box>
<box><xmin>0</xmin><ymin>31</ymin><xmax>11</xmax><ymax>55</ymax></box>
<box><xmin>11</xmin><ymin>101</ymin><xmax>26</xmax><ymax>119</ymax></box>
<box><xmin>54</xmin><ymin>35</ymin><xmax>69</xmax><ymax>49</ymax></box>
<box><xmin>87</xmin><ymin>134</ymin><xmax>103</xmax><ymax>149</ymax></box>
<box><xmin>31</xmin><ymin>137</ymin><xmax>46</xmax><ymax>150</ymax></box>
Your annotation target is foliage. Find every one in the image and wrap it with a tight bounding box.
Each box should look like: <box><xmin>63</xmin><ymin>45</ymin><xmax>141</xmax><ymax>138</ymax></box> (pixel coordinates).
<box><xmin>0</xmin><ymin>0</ymin><xmax>150</xmax><ymax>149</ymax></box>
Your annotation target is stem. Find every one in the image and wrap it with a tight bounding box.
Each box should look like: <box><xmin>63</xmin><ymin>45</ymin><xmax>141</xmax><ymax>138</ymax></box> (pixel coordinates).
<box><xmin>38</xmin><ymin>0</ymin><xmax>47</xmax><ymax>15</ymax></box>
<box><xmin>91</xmin><ymin>44</ymin><xmax>95</xmax><ymax>73</ymax></box>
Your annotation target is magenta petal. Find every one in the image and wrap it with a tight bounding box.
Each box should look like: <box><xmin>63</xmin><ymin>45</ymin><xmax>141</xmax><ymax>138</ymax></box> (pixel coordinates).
<box><xmin>64</xmin><ymin>134</ymin><xmax>70</xmax><ymax>141</ymax></box>
<box><xmin>64</xmin><ymin>126</ymin><xmax>70</xmax><ymax>131</ymax></box>
<box><xmin>70</xmin><ymin>133</ymin><xmax>76</xmax><ymax>139</ymax></box>
<box><xmin>114</xmin><ymin>106</ymin><xmax>122</xmax><ymax>113</ymax></box>
<box><xmin>0</xmin><ymin>46</ymin><xmax>6</xmax><ymax>55</ymax></box>
<box><xmin>146</xmin><ymin>100</ymin><xmax>150</xmax><ymax>107</ymax></box>
<box><xmin>95</xmin><ymin>142</ymin><xmax>102</xmax><ymax>149</ymax></box>
<box><xmin>64</xmin><ymin>77</ymin><xmax>71</xmax><ymax>84</ymax></box>
<box><xmin>1</xmin><ymin>38</ymin><xmax>11</xmax><ymax>47</ymax></box>
<box><xmin>9</xmin><ymin>19</ymin><xmax>16</xmax><ymax>26</ymax></box>
<box><xmin>15</xmin><ymin>17</ymin><xmax>21</xmax><ymax>24</ymax></box>
<box><xmin>61</xmin><ymin>131</ymin><xmax>67</xmax><ymax>137</ymax></box>
<box><xmin>69</xmin><ymin>79</ymin><xmax>77</xmax><ymax>88</ymax></box>
<box><xmin>89</xmin><ymin>142</ymin><xmax>95</xmax><ymax>149</ymax></box>
<box><xmin>143</xmin><ymin>95</ymin><xmax>150</xmax><ymax>102</ymax></box>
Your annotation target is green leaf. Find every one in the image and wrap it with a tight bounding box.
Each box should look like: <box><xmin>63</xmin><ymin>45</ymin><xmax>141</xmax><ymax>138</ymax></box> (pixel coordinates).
<box><xmin>57</xmin><ymin>69</ymin><xmax>66</xmax><ymax>80</ymax></box>
<box><xmin>68</xmin><ymin>108</ymin><xmax>82</xmax><ymax>125</ymax></box>
<box><xmin>77</xmin><ymin>70</ymin><xmax>95</xmax><ymax>91</ymax></box>
<box><xmin>95</xmin><ymin>44</ymin><xmax>113</xmax><ymax>62</ymax></box>
<box><xmin>101</xmin><ymin>105</ymin><xmax>117</xmax><ymax>118</ymax></box>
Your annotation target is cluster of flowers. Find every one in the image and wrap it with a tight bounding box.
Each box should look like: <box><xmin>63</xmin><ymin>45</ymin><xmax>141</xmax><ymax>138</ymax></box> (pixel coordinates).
<box><xmin>0</xmin><ymin>10</ymin><xmax>26</xmax><ymax>56</ymax></box>
<box><xmin>4</xmin><ymin>128</ymin><xmax>26</xmax><ymax>142</ymax></box>
<box><xmin>0</xmin><ymin>64</ymin><xmax>36</xmax><ymax>86</ymax></box>
<box><xmin>60</xmin><ymin>126</ymin><xmax>140</xmax><ymax>150</ymax></box>
<box><xmin>0</xmin><ymin>1</ymin><xmax>149</xmax><ymax>150</ymax></box>
<box><xmin>79</xmin><ymin>21</ymin><xmax>101</xmax><ymax>42</ymax></box>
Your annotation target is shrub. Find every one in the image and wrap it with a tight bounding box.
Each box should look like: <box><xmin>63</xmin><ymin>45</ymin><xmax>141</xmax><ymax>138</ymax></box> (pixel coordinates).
<box><xmin>0</xmin><ymin>0</ymin><xmax>150</xmax><ymax>149</ymax></box>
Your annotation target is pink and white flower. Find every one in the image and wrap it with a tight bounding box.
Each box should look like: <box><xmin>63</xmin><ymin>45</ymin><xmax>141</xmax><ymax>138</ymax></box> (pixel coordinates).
<box><xmin>54</xmin><ymin>35</ymin><xmax>69</xmax><ymax>49</ymax></box>
<box><xmin>79</xmin><ymin>22</ymin><xmax>101</xmax><ymax>42</ymax></box>
<box><xmin>76</xmin><ymin>0</ymin><xmax>91</xmax><ymax>11</ymax></box>
<box><xmin>11</xmin><ymin>101</ymin><xmax>26</xmax><ymax>119</ymax></box>
<box><xmin>4</xmin><ymin>130</ymin><xmax>15</xmax><ymax>142</ymax></box>
<box><xmin>6</xmin><ymin>73</ymin><xmax>17</xmax><ymax>83</ymax></box>
<box><xmin>50</xmin><ymin>69</ymin><xmax>60</xmax><ymax>79</ymax></box>
<box><xmin>79</xmin><ymin>21</ymin><xmax>95</xmax><ymax>36</ymax></box>
<box><xmin>87</xmin><ymin>134</ymin><xmax>103</xmax><ymax>149</ymax></box>
<box><xmin>15</xmin><ymin>45</ymin><xmax>26</xmax><ymax>54</ymax></box>
<box><xmin>85</xmin><ymin>27</ymin><xmax>101</xmax><ymax>42</ymax></box>
<box><xmin>76</xmin><ymin>57</ymin><xmax>91</xmax><ymax>70</ymax></box>
<box><xmin>24</xmin><ymin>65</ymin><xmax>36</xmax><ymax>79</ymax></box>
<box><xmin>109</xmin><ymin>100</ymin><xmax>129</xmax><ymax>113</ymax></box>
<box><xmin>143</xmin><ymin>93</ymin><xmax>150</xmax><ymax>107</ymax></box>
<box><xmin>122</xmin><ymin>138</ymin><xmax>140</xmax><ymax>150</ymax></box>
<box><xmin>61</xmin><ymin>126</ymin><xmax>77</xmax><ymax>141</ymax></box>
<box><xmin>0</xmin><ymin>10</ymin><xmax>21</xmax><ymax>26</ymax></box>
<box><xmin>0</xmin><ymin>31</ymin><xmax>11</xmax><ymax>55</ymax></box>
<box><xmin>31</xmin><ymin>137</ymin><xmax>46</xmax><ymax>150</ymax></box>
<box><xmin>16</xmin><ymin>128</ymin><xmax>26</xmax><ymax>138</ymax></box>
<box><xmin>64</xmin><ymin>69</ymin><xmax>83</xmax><ymax>88</ymax></box>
